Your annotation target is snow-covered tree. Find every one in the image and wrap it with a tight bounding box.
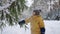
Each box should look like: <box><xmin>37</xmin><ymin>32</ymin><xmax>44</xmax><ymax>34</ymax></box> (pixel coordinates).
<box><xmin>0</xmin><ymin>0</ymin><xmax>28</xmax><ymax>33</ymax></box>
<box><xmin>29</xmin><ymin>0</ymin><xmax>60</xmax><ymax>20</ymax></box>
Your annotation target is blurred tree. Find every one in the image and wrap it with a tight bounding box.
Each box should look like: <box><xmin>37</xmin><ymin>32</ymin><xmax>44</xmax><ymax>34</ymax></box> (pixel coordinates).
<box><xmin>0</xmin><ymin>0</ymin><xmax>28</xmax><ymax>30</ymax></box>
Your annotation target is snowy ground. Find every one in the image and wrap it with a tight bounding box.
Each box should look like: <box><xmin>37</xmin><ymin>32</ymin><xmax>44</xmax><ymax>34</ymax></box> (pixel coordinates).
<box><xmin>0</xmin><ymin>20</ymin><xmax>60</xmax><ymax>34</ymax></box>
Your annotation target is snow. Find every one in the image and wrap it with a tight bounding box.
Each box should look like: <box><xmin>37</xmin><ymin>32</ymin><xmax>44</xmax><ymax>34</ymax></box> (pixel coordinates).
<box><xmin>44</xmin><ymin>20</ymin><xmax>60</xmax><ymax>34</ymax></box>
<box><xmin>0</xmin><ymin>20</ymin><xmax>60</xmax><ymax>34</ymax></box>
<box><xmin>0</xmin><ymin>0</ymin><xmax>15</xmax><ymax>11</ymax></box>
<box><xmin>0</xmin><ymin>0</ymin><xmax>33</xmax><ymax>11</ymax></box>
<box><xmin>25</xmin><ymin>0</ymin><xmax>33</xmax><ymax>7</ymax></box>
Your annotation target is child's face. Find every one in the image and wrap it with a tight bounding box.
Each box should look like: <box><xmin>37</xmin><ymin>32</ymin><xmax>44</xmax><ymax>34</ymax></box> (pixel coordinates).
<box><xmin>33</xmin><ymin>12</ymin><xmax>35</xmax><ymax>15</ymax></box>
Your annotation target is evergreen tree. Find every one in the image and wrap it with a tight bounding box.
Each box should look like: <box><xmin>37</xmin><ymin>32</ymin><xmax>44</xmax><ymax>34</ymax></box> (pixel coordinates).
<box><xmin>0</xmin><ymin>0</ymin><xmax>28</xmax><ymax>32</ymax></box>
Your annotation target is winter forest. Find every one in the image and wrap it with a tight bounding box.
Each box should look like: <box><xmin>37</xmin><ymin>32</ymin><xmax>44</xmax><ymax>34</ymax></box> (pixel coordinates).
<box><xmin>0</xmin><ymin>0</ymin><xmax>60</xmax><ymax>34</ymax></box>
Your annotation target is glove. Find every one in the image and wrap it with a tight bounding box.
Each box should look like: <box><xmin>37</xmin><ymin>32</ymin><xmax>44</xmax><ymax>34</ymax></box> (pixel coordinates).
<box><xmin>18</xmin><ymin>20</ymin><xmax>25</xmax><ymax>25</ymax></box>
<box><xmin>40</xmin><ymin>28</ymin><xmax>45</xmax><ymax>34</ymax></box>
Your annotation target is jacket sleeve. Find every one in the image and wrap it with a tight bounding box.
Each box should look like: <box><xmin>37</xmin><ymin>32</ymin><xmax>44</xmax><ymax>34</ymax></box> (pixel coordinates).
<box><xmin>39</xmin><ymin>17</ymin><xmax>45</xmax><ymax>28</ymax></box>
<box><xmin>25</xmin><ymin>17</ymin><xmax>31</xmax><ymax>24</ymax></box>
<box><xmin>18</xmin><ymin>17</ymin><xmax>30</xmax><ymax>25</ymax></box>
<box><xmin>39</xmin><ymin>17</ymin><xmax>45</xmax><ymax>34</ymax></box>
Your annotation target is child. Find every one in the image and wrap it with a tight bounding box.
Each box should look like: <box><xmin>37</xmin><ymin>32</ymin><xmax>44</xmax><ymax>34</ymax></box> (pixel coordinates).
<box><xmin>19</xmin><ymin>10</ymin><xmax>45</xmax><ymax>34</ymax></box>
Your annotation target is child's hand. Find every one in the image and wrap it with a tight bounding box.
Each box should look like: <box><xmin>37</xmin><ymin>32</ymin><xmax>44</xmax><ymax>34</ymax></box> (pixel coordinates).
<box><xmin>18</xmin><ymin>20</ymin><xmax>25</xmax><ymax>27</ymax></box>
<box><xmin>40</xmin><ymin>28</ymin><xmax>45</xmax><ymax>34</ymax></box>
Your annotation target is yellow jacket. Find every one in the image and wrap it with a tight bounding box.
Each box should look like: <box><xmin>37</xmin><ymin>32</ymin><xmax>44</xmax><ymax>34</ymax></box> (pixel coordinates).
<box><xmin>25</xmin><ymin>15</ymin><xmax>45</xmax><ymax>34</ymax></box>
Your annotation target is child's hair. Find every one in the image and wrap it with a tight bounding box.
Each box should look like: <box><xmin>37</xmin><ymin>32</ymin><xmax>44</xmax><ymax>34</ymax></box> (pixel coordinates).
<box><xmin>33</xmin><ymin>10</ymin><xmax>41</xmax><ymax>15</ymax></box>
